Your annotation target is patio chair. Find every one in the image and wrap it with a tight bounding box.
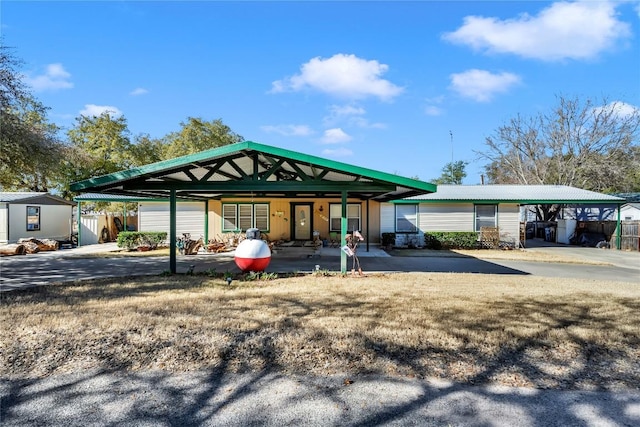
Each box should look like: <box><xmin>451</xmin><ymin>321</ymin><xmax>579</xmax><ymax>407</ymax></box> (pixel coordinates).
<box><xmin>329</xmin><ymin>232</ymin><xmax>340</xmax><ymax>247</ymax></box>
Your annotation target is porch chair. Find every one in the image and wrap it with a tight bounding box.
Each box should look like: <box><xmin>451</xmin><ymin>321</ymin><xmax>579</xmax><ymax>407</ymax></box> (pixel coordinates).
<box><xmin>329</xmin><ymin>232</ymin><xmax>340</xmax><ymax>247</ymax></box>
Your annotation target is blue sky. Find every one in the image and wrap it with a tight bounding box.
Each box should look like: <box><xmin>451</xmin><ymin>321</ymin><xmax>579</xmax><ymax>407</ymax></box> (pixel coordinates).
<box><xmin>4</xmin><ymin>1</ymin><xmax>640</xmax><ymax>184</ymax></box>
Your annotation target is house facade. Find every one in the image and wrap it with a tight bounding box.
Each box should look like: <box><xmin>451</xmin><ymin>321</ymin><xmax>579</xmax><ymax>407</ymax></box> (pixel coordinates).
<box><xmin>383</xmin><ymin>185</ymin><xmax>625</xmax><ymax>248</ymax></box>
<box><xmin>138</xmin><ymin>196</ymin><xmax>382</xmax><ymax>244</ymax></box>
<box><xmin>0</xmin><ymin>192</ymin><xmax>76</xmax><ymax>244</ymax></box>
<box><xmin>621</xmin><ymin>203</ymin><xmax>640</xmax><ymax>221</ymax></box>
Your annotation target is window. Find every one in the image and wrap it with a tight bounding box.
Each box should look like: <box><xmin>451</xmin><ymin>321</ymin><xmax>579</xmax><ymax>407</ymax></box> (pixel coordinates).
<box><xmin>395</xmin><ymin>204</ymin><xmax>418</xmax><ymax>233</ymax></box>
<box><xmin>222</xmin><ymin>203</ymin><xmax>269</xmax><ymax>231</ymax></box>
<box><xmin>27</xmin><ymin>206</ymin><xmax>40</xmax><ymax>231</ymax></box>
<box><xmin>329</xmin><ymin>203</ymin><xmax>361</xmax><ymax>232</ymax></box>
<box><xmin>475</xmin><ymin>204</ymin><xmax>497</xmax><ymax>231</ymax></box>
<box><xmin>26</xmin><ymin>206</ymin><xmax>41</xmax><ymax>231</ymax></box>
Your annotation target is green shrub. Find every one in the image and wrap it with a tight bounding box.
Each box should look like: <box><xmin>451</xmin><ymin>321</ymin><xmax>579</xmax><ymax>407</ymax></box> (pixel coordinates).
<box><xmin>381</xmin><ymin>232</ymin><xmax>396</xmax><ymax>248</ymax></box>
<box><xmin>116</xmin><ymin>231</ymin><xmax>167</xmax><ymax>250</ymax></box>
<box><xmin>424</xmin><ymin>232</ymin><xmax>479</xmax><ymax>249</ymax></box>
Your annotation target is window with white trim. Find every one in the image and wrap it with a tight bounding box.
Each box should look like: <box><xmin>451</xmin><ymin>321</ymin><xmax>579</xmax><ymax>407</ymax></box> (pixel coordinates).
<box><xmin>329</xmin><ymin>203</ymin><xmax>361</xmax><ymax>232</ymax></box>
<box><xmin>26</xmin><ymin>206</ymin><xmax>41</xmax><ymax>231</ymax></box>
<box><xmin>475</xmin><ymin>204</ymin><xmax>497</xmax><ymax>231</ymax></box>
<box><xmin>222</xmin><ymin>203</ymin><xmax>269</xmax><ymax>231</ymax></box>
<box><xmin>395</xmin><ymin>204</ymin><xmax>418</xmax><ymax>233</ymax></box>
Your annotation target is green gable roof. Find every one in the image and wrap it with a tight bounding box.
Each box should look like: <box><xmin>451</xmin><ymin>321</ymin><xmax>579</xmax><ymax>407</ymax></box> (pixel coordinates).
<box><xmin>70</xmin><ymin>141</ymin><xmax>436</xmax><ymax>202</ymax></box>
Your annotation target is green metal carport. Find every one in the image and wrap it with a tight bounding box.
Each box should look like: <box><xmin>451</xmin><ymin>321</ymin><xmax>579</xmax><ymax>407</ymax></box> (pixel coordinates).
<box><xmin>70</xmin><ymin>141</ymin><xmax>436</xmax><ymax>273</ymax></box>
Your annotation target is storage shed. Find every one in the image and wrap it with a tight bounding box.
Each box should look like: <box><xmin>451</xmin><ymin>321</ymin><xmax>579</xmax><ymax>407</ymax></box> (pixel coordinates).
<box><xmin>0</xmin><ymin>192</ymin><xmax>76</xmax><ymax>244</ymax></box>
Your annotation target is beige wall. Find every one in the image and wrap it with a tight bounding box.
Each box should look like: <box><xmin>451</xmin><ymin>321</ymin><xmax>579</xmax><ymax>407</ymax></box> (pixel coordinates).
<box><xmin>7</xmin><ymin>203</ymin><xmax>72</xmax><ymax>243</ymax></box>
<box><xmin>208</xmin><ymin>198</ymin><xmax>381</xmax><ymax>243</ymax></box>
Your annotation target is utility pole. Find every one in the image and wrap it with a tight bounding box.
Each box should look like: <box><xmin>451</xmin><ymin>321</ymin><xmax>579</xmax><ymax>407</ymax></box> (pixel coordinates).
<box><xmin>449</xmin><ymin>130</ymin><xmax>454</xmax><ymax>183</ymax></box>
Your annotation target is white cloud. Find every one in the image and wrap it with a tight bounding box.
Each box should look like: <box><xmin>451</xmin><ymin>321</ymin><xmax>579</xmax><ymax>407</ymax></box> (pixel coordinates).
<box><xmin>323</xmin><ymin>104</ymin><xmax>365</xmax><ymax>126</ymax></box>
<box><xmin>130</xmin><ymin>87</ymin><xmax>149</xmax><ymax>96</ymax></box>
<box><xmin>260</xmin><ymin>124</ymin><xmax>314</xmax><ymax>137</ymax></box>
<box><xmin>424</xmin><ymin>96</ymin><xmax>445</xmax><ymax>116</ymax></box>
<box><xmin>79</xmin><ymin>104</ymin><xmax>123</xmax><ymax>117</ymax></box>
<box><xmin>443</xmin><ymin>1</ymin><xmax>632</xmax><ymax>61</ymax></box>
<box><xmin>449</xmin><ymin>69</ymin><xmax>521</xmax><ymax>102</ymax></box>
<box><xmin>25</xmin><ymin>63</ymin><xmax>73</xmax><ymax>92</ymax></box>
<box><xmin>320</xmin><ymin>128</ymin><xmax>352</xmax><ymax>144</ymax></box>
<box><xmin>322</xmin><ymin>147</ymin><xmax>353</xmax><ymax>157</ymax></box>
<box><xmin>270</xmin><ymin>53</ymin><xmax>404</xmax><ymax>100</ymax></box>
<box><xmin>425</xmin><ymin>106</ymin><xmax>443</xmax><ymax>116</ymax></box>
<box><xmin>323</xmin><ymin>104</ymin><xmax>387</xmax><ymax>129</ymax></box>
<box><xmin>593</xmin><ymin>101</ymin><xmax>639</xmax><ymax>119</ymax></box>
<box><xmin>328</xmin><ymin>104</ymin><xmax>366</xmax><ymax>117</ymax></box>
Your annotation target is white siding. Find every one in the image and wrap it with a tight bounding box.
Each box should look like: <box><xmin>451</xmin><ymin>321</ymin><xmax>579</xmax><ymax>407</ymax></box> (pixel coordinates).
<box><xmin>7</xmin><ymin>203</ymin><xmax>72</xmax><ymax>243</ymax></box>
<box><xmin>621</xmin><ymin>205</ymin><xmax>640</xmax><ymax>221</ymax></box>
<box><xmin>139</xmin><ymin>202</ymin><xmax>205</xmax><ymax>239</ymax></box>
<box><xmin>498</xmin><ymin>204</ymin><xmax>520</xmax><ymax>245</ymax></box>
<box><xmin>420</xmin><ymin>204</ymin><xmax>474</xmax><ymax>232</ymax></box>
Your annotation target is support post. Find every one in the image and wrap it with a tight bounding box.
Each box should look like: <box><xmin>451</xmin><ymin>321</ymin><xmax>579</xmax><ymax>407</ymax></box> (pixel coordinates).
<box><xmin>204</xmin><ymin>200</ymin><xmax>209</xmax><ymax>249</ymax></box>
<box><xmin>365</xmin><ymin>199</ymin><xmax>370</xmax><ymax>252</ymax></box>
<box><xmin>77</xmin><ymin>202</ymin><xmax>82</xmax><ymax>247</ymax></box>
<box><xmin>170</xmin><ymin>190</ymin><xmax>177</xmax><ymax>274</ymax></box>
<box><xmin>123</xmin><ymin>203</ymin><xmax>127</xmax><ymax>231</ymax></box>
<box><xmin>341</xmin><ymin>190</ymin><xmax>347</xmax><ymax>273</ymax></box>
<box><xmin>616</xmin><ymin>204</ymin><xmax>622</xmax><ymax>250</ymax></box>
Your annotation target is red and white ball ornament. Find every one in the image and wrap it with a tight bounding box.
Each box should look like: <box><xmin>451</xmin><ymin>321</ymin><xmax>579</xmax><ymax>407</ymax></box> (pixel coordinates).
<box><xmin>234</xmin><ymin>233</ymin><xmax>271</xmax><ymax>272</ymax></box>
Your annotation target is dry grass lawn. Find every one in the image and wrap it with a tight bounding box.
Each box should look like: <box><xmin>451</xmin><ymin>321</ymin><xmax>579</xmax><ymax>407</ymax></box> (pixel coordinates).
<box><xmin>1</xmin><ymin>273</ymin><xmax>638</xmax><ymax>391</ymax></box>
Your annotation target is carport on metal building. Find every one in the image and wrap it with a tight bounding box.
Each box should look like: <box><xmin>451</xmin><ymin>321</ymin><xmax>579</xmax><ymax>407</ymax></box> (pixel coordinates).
<box><xmin>70</xmin><ymin>141</ymin><xmax>436</xmax><ymax>273</ymax></box>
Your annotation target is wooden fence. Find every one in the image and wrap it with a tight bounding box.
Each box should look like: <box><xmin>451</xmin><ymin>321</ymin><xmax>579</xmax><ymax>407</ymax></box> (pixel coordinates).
<box><xmin>611</xmin><ymin>221</ymin><xmax>640</xmax><ymax>252</ymax></box>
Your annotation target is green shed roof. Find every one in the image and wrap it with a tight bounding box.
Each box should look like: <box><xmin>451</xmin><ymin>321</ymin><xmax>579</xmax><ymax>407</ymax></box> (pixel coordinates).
<box><xmin>70</xmin><ymin>141</ymin><xmax>436</xmax><ymax>202</ymax></box>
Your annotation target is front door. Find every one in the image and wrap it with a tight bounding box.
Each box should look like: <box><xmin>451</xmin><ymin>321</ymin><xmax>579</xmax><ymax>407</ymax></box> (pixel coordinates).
<box><xmin>292</xmin><ymin>203</ymin><xmax>312</xmax><ymax>241</ymax></box>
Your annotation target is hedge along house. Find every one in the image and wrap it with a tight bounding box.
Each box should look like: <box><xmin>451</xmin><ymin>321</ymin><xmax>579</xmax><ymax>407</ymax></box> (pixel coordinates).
<box><xmin>0</xmin><ymin>192</ymin><xmax>76</xmax><ymax>244</ymax></box>
<box><xmin>70</xmin><ymin>141</ymin><xmax>436</xmax><ymax>273</ymax></box>
<box><xmin>388</xmin><ymin>185</ymin><xmax>625</xmax><ymax>248</ymax></box>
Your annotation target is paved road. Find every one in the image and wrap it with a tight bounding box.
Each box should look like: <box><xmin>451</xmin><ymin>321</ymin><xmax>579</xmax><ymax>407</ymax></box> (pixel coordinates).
<box><xmin>1</xmin><ymin>244</ymin><xmax>638</xmax><ymax>291</ymax></box>
<box><xmin>2</xmin><ymin>369</ymin><xmax>639</xmax><ymax>427</ymax></box>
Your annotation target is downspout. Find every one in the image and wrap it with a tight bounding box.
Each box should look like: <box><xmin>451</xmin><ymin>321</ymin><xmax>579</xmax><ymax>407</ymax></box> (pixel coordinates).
<box><xmin>170</xmin><ymin>190</ymin><xmax>177</xmax><ymax>274</ymax></box>
<box><xmin>123</xmin><ymin>203</ymin><xmax>127</xmax><ymax>231</ymax></box>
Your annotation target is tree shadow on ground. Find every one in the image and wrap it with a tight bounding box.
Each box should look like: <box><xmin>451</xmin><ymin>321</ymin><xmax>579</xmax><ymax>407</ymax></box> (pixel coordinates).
<box><xmin>2</xmin><ymin>279</ymin><xmax>639</xmax><ymax>426</ymax></box>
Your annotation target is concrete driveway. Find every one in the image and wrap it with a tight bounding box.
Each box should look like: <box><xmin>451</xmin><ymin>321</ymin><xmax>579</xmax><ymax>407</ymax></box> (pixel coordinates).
<box><xmin>1</xmin><ymin>242</ymin><xmax>638</xmax><ymax>291</ymax></box>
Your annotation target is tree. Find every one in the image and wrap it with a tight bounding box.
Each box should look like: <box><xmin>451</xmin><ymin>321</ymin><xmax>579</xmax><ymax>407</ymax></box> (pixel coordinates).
<box><xmin>129</xmin><ymin>133</ymin><xmax>165</xmax><ymax>166</ymax></box>
<box><xmin>0</xmin><ymin>45</ymin><xmax>64</xmax><ymax>191</ymax></box>
<box><xmin>162</xmin><ymin>117</ymin><xmax>243</xmax><ymax>159</ymax></box>
<box><xmin>431</xmin><ymin>160</ymin><xmax>468</xmax><ymax>185</ymax></box>
<box><xmin>58</xmin><ymin>112</ymin><xmax>132</xmax><ymax>198</ymax></box>
<box><xmin>478</xmin><ymin>95</ymin><xmax>640</xmax><ymax>220</ymax></box>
